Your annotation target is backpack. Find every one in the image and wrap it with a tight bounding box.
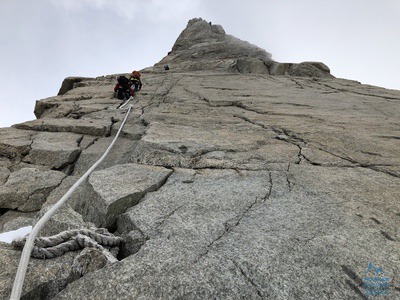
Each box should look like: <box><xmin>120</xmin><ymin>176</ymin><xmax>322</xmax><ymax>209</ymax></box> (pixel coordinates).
<box><xmin>116</xmin><ymin>86</ymin><xmax>131</xmax><ymax>100</ymax></box>
<box><xmin>118</xmin><ymin>76</ymin><xmax>129</xmax><ymax>85</ymax></box>
<box><xmin>132</xmin><ymin>71</ymin><xmax>141</xmax><ymax>80</ymax></box>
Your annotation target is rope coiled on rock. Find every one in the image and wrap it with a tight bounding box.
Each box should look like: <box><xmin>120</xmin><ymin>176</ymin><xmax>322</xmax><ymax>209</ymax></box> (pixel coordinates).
<box><xmin>12</xmin><ymin>228</ymin><xmax>123</xmax><ymax>259</ymax></box>
<box><xmin>10</xmin><ymin>103</ymin><xmax>133</xmax><ymax>300</ymax></box>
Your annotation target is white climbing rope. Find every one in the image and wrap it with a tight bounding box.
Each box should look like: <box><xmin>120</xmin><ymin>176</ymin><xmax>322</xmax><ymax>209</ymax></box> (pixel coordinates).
<box><xmin>10</xmin><ymin>104</ymin><xmax>133</xmax><ymax>300</ymax></box>
<box><xmin>119</xmin><ymin>96</ymin><xmax>133</xmax><ymax>109</ymax></box>
<box><xmin>11</xmin><ymin>228</ymin><xmax>122</xmax><ymax>259</ymax></box>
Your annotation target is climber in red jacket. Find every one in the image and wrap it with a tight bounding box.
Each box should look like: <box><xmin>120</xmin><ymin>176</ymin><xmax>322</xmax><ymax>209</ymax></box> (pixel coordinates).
<box><xmin>129</xmin><ymin>70</ymin><xmax>142</xmax><ymax>92</ymax></box>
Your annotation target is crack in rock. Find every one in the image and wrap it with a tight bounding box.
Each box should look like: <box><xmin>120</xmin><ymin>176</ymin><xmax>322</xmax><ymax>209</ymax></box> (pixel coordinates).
<box><xmin>236</xmin><ymin>108</ymin><xmax>399</xmax><ymax>177</ymax></box>
<box><xmin>318</xmin><ymin>81</ymin><xmax>400</xmax><ymax>101</ymax></box>
<box><xmin>286</xmin><ymin>162</ymin><xmax>294</xmax><ymax>191</ymax></box>
<box><xmin>150</xmin><ymin>75</ymin><xmax>183</xmax><ymax>107</ymax></box>
<box><xmin>316</xmin><ymin>146</ymin><xmax>400</xmax><ymax>178</ymax></box>
<box><xmin>341</xmin><ymin>264</ymin><xmax>368</xmax><ymax>299</ymax></box>
<box><xmin>155</xmin><ymin>204</ymin><xmax>184</xmax><ymax>230</ymax></box>
<box><xmin>77</xmin><ymin>165</ymin><xmax>174</xmax><ymax>230</ymax></box>
<box><xmin>230</xmin><ymin>259</ymin><xmax>264</xmax><ymax>299</ymax></box>
<box><xmin>263</xmin><ymin>172</ymin><xmax>273</xmax><ymax>202</ymax></box>
<box><xmin>289</xmin><ymin>77</ymin><xmax>305</xmax><ymax>89</ymax></box>
<box><xmin>194</xmin><ymin>195</ymin><xmax>262</xmax><ymax>263</ymax></box>
<box><xmin>235</xmin><ymin>115</ymin><xmax>307</xmax><ymax>146</ymax></box>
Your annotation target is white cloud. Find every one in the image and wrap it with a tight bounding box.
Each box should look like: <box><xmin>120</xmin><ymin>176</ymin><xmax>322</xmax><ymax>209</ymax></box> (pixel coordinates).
<box><xmin>50</xmin><ymin>0</ymin><xmax>201</xmax><ymax>21</ymax></box>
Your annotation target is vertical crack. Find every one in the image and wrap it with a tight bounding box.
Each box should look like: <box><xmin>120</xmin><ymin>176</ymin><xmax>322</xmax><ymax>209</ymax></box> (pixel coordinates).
<box><xmin>76</xmin><ymin>135</ymin><xmax>84</xmax><ymax>147</ymax></box>
<box><xmin>150</xmin><ymin>75</ymin><xmax>183</xmax><ymax>107</ymax></box>
<box><xmin>263</xmin><ymin>171</ymin><xmax>273</xmax><ymax>202</ymax></box>
<box><xmin>286</xmin><ymin>163</ymin><xmax>294</xmax><ymax>191</ymax></box>
<box><xmin>20</xmin><ymin>134</ymin><xmax>35</xmax><ymax>161</ymax></box>
<box><xmin>194</xmin><ymin>196</ymin><xmax>261</xmax><ymax>264</ymax></box>
<box><xmin>296</xmin><ymin>145</ymin><xmax>303</xmax><ymax>164</ymax></box>
<box><xmin>230</xmin><ymin>259</ymin><xmax>264</xmax><ymax>299</ymax></box>
<box><xmin>2</xmin><ymin>170</ymin><xmax>11</xmax><ymax>185</ymax></box>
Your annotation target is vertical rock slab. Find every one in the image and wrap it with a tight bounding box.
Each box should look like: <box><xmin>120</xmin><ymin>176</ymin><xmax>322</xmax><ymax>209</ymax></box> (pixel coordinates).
<box><xmin>0</xmin><ymin>166</ymin><xmax>10</xmax><ymax>184</ymax></box>
<box><xmin>54</xmin><ymin>168</ymin><xmax>273</xmax><ymax>299</ymax></box>
<box><xmin>0</xmin><ymin>168</ymin><xmax>66</xmax><ymax>211</ymax></box>
<box><xmin>36</xmin><ymin>175</ymin><xmax>96</xmax><ymax>237</ymax></box>
<box><xmin>22</xmin><ymin>132</ymin><xmax>82</xmax><ymax>170</ymax></box>
<box><xmin>74</xmin><ymin>163</ymin><xmax>172</xmax><ymax>228</ymax></box>
<box><xmin>0</xmin><ymin>210</ymin><xmax>36</xmax><ymax>232</ymax></box>
<box><xmin>72</xmin><ymin>137</ymin><xmax>138</xmax><ymax>176</ymax></box>
<box><xmin>0</xmin><ymin>127</ymin><xmax>35</xmax><ymax>159</ymax></box>
<box><xmin>0</xmin><ymin>248</ymin><xmax>78</xmax><ymax>300</ymax></box>
<box><xmin>54</xmin><ymin>166</ymin><xmax>400</xmax><ymax>299</ymax></box>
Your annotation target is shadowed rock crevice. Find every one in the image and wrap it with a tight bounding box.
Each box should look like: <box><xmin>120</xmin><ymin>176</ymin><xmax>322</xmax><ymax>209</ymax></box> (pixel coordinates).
<box><xmin>54</xmin><ymin>150</ymin><xmax>82</xmax><ymax>175</ymax></box>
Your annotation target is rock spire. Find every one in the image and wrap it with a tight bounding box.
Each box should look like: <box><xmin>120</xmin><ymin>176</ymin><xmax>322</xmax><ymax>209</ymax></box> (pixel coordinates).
<box><xmin>154</xmin><ymin>17</ymin><xmax>332</xmax><ymax>77</ymax></box>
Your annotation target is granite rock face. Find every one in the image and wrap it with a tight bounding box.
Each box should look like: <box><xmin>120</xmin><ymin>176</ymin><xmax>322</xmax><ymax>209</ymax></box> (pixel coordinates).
<box><xmin>1</xmin><ymin>18</ymin><xmax>399</xmax><ymax>299</ymax></box>
<box><xmin>0</xmin><ymin>247</ymin><xmax>79</xmax><ymax>300</ymax></box>
<box><xmin>73</xmin><ymin>163</ymin><xmax>173</xmax><ymax>228</ymax></box>
<box><xmin>22</xmin><ymin>132</ymin><xmax>82</xmax><ymax>170</ymax></box>
<box><xmin>0</xmin><ymin>167</ymin><xmax>66</xmax><ymax>211</ymax></box>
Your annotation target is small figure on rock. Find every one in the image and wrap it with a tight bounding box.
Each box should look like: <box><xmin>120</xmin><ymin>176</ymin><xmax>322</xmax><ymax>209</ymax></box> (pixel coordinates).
<box><xmin>129</xmin><ymin>70</ymin><xmax>142</xmax><ymax>92</ymax></box>
<box><xmin>164</xmin><ymin>64</ymin><xmax>170</xmax><ymax>71</ymax></box>
<box><xmin>114</xmin><ymin>75</ymin><xmax>134</xmax><ymax>100</ymax></box>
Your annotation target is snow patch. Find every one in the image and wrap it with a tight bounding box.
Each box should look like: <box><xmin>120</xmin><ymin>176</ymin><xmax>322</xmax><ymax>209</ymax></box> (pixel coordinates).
<box><xmin>0</xmin><ymin>226</ymin><xmax>32</xmax><ymax>243</ymax></box>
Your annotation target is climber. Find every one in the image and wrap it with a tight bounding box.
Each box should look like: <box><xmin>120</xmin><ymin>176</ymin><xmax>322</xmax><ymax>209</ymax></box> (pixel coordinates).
<box><xmin>114</xmin><ymin>75</ymin><xmax>134</xmax><ymax>100</ymax></box>
<box><xmin>129</xmin><ymin>70</ymin><xmax>142</xmax><ymax>92</ymax></box>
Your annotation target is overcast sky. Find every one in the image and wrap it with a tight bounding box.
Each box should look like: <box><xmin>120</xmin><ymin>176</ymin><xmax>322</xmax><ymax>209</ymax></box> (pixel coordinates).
<box><xmin>1</xmin><ymin>0</ymin><xmax>399</xmax><ymax>127</ymax></box>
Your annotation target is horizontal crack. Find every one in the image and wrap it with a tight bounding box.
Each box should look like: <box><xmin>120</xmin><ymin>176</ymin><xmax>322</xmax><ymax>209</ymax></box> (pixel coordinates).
<box><xmin>235</xmin><ymin>115</ymin><xmax>307</xmax><ymax>147</ymax></box>
<box><xmin>235</xmin><ymin>115</ymin><xmax>399</xmax><ymax>179</ymax></box>
<box><xmin>315</xmin><ymin>146</ymin><xmax>400</xmax><ymax>178</ymax></box>
<box><xmin>321</xmin><ymin>82</ymin><xmax>400</xmax><ymax>101</ymax></box>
